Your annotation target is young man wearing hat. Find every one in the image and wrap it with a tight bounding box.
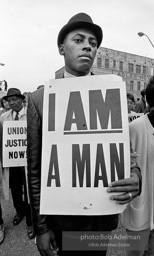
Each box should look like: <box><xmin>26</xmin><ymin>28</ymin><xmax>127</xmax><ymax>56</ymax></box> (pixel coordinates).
<box><xmin>0</xmin><ymin>88</ymin><xmax>34</xmax><ymax>239</ymax></box>
<box><xmin>27</xmin><ymin>13</ymin><xmax>141</xmax><ymax>256</ymax></box>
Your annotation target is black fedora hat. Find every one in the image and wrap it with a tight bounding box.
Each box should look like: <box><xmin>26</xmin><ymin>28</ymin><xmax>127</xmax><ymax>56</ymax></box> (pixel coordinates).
<box><xmin>57</xmin><ymin>13</ymin><xmax>103</xmax><ymax>48</ymax></box>
<box><xmin>3</xmin><ymin>88</ymin><xmax>25</xmax><ymax>101</ymax></box>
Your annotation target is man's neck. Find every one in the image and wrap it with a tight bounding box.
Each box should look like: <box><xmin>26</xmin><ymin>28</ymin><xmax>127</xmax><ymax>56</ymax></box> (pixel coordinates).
<box><xmin>64</xmin><ymin>71</ymin><xmax>91</xmax><ymax>78</ymax></box>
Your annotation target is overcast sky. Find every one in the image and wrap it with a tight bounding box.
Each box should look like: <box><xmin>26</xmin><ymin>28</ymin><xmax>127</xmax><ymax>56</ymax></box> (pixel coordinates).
<box><xmin>0</xmin><ymin>0</ymin><xmax>154</xmax><ymax>93</ymax></box>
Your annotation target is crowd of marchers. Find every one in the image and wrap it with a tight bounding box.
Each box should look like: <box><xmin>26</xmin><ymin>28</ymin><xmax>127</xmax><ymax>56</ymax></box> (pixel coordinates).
<box><xmin>0</xmin><ymin>12</ymin><xmax>154</xmax><ymax>256</ymax></box>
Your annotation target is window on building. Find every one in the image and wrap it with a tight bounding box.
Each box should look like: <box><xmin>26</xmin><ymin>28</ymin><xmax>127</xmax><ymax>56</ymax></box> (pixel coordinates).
<box><xmin>137</xmin><ymin>81</ymin><xmax>141</xmax><ymax>91</ymax></box>
<box><xmin>130</xmin><ymin>81</ymin><xmax>134</xmax><ymax>91</ymax></box>
<box><xmin>97</xmin><ymin>57</ymin><xmax>102</xmax><ymax>68</ymax></box>
<box><xmin>119</xmin><ymin>61</ymin><xmax>123</xmax><ymax>71</ymax></box>
<box><xmin>136</xmin><ymin>65</ymin><xmax>141</xmax><ymax>74</ymax></box>
<box><xmin>113</xmin><ymin>60</ymin><xmax>116</xmax><ymax>67</ymax></box>
<box><xmin>105</xmin><ymin>59</ymin><xmax>109</xmax><ymax>69</ymax></box>
<box><xmin>143</xmin><ymin>65</ymin><xmax>147</xmax><ymax>74</ymax></box>
<box><xmin>128</xmin><ymin>63</ymin><xmax>134</xmax><ymax>72</ymax></box>
<box><xmin>144</xmin><ymin>82</ymin><xmax>147</xmax><ymax>89</ymax></box>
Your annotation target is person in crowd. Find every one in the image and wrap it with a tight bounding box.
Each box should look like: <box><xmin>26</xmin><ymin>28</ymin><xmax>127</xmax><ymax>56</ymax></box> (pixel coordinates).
<box><xmin>127</xmin><ymin>92</ymin><xmax>138</xmax><ymax>122</ymax></box>
<box><xmin>27</xmin><ymin>13</ymin><xmax>141</xmax><ymax>256</ymax></box>
<box><xmin>0</xmin><ymin>97</ymin><xmax>10</xmax><ymax>116</ymax></box>
<box><xmin>127</xmin><ymin>92</ymin><xmax>136</xmax><ymax>114</ymax></box>
<box><xmin>122</xmin><ymin>76</ymin><xmax>154</xmax><ymax>256</ymax></box>
<box><xmin>0</xmin><ymin>88</ymin><xmax>34</xmax><ymax>239</ymax></box>
<box><xmin>23</xmin><ymin>92</ymin><xmax>29</xmax><ymax>108</ymax></box>
<box><xmin>0</xmin><ymin>80</ymin><xmax>8</xmax><ymax>92</ymax></box>
<box><xmin>135</xmin><ymin>88</ymin><xmax>146</xmax><ymax>113</ymax></box>
<box><xmin>0</xmin><ymin>162</ymin><xmax>4</xmax><ymax>244</ymax></box>
<box><xmin>0</xmin><ymin>97</ymin><xmax>10</xmax><ymax>243</ymax></box>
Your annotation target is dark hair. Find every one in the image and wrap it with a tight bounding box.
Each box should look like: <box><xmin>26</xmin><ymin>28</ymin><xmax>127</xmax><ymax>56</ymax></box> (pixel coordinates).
<box><xmin>127</xmin><ymin>92</ymin><xmax>135</xmax><ymax>102</ymax></box>
<box><xmin>140</xmin><ymin>88</ymin><xmax>146</xmax><ymax>97</ymax></box>
<box><xmin>146</xmin><ymin>76</ymin><xmax>154</xmax><ymax>108</ymax></box>
<box><xmin>1</xmin><ymin>97</ymin><xmax>5</xmax><ymax>108</ymax></box>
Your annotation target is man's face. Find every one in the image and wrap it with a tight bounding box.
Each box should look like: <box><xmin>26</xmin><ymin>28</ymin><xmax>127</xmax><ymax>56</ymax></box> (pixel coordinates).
<box><xmin>7</xmin><ymin>96</ymin><xmax>23</xmax><ymax>112</ymax></box>
<box><xmin>59</xmin><ymin>28</ymin><xmax>98</xmax><ymax>76</ymax></box>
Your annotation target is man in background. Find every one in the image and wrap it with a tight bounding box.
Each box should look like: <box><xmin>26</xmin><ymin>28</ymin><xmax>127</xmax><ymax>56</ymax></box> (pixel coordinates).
<box><xmin>122</xmin><ymin>76</ymin><xmax>154</xmax><ymax>256</ymax></box>
<box><xmin>0</xmin><ymin>88</ymin><xmax>34</xmax><ymax>239</ymax></box>
<box><xmin>135</xmin><ymin>88</ymin><xmax>146</xmax><ymax>113</ymax></box>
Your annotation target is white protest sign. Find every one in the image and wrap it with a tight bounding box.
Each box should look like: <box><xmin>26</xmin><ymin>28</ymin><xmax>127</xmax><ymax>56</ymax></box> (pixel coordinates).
<box><xmin>40</xmin><ymin>75</ymin><xmax>130</xmax><ymax>215</ymax></box>
<box><xmin>128</xmin><ymin>112</ymin><xmax>144</xmax><ymax>122</ymax></box>
<box><xmin>3</xmin><ymin>121</ymin><xmax>27</xmax><ymax>167</ymax></box>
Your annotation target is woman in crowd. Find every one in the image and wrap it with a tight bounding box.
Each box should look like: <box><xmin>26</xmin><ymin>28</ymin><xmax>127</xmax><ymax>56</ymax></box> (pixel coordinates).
<box><xmin>0</xmin><ymin>97</ymin><xmax>10</xmax><ymax>116</ymax></box>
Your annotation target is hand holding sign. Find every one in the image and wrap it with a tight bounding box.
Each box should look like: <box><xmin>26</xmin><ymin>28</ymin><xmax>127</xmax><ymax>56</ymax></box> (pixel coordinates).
<box><xmin>107</xmin><ymin>172</ymin><xmax>140</xmax><ymax>204</ymax></box>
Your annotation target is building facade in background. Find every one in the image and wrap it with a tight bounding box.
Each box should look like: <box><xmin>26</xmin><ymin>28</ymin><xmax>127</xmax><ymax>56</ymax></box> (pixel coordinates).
<box><xmin>55</xmin><ymin>47</ymin><xmax>154</xmax><ymax>100</ymax></box>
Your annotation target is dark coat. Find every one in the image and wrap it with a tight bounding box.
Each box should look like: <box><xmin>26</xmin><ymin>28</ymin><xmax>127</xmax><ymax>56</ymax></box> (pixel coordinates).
<box><xmin>135</xmin><ymin>97</ymin><xmax>146</xmax><ymax>113</ymax></box>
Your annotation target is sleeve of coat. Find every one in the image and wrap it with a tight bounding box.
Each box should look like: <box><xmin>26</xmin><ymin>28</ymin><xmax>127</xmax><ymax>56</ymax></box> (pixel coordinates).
<box><xmin>0</xmin><ymin>117</ymin><xmax>3</xmax><ymax>163</ymax></box>
<box><xmin>27</xmin><ymin>89</ymin><xmax>50</xmax><ymax>235</ymax></box>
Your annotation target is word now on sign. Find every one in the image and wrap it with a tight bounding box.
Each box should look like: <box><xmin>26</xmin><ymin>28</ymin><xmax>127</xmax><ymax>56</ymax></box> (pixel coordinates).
<box><xmin>3</xmin><ymin>121</ymin><xmax>27</xmax><ymax>167</ymax></box>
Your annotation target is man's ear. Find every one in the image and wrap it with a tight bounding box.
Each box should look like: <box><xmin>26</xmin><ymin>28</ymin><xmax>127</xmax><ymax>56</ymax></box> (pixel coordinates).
<box><xmin>59</xmin><ymin>44</ymin><xmax>65</xmax><ymax>55</ymax></box>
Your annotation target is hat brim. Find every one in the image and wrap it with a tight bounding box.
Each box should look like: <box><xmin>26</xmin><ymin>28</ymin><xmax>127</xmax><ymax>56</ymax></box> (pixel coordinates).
<box><xmin>3</xmin><ymin>94</ymin><xmax>25</xmax><ymax>101</ymax></box>
<box><xmin>57</xmin><ymin>21</ymin><xmax>103</xmax><ymax>48</ymax></box>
